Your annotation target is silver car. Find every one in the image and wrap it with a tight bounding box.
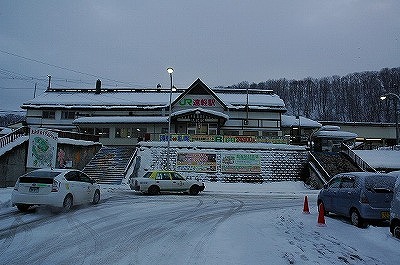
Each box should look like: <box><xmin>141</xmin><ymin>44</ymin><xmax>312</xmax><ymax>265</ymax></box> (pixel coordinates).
<box><xmin>317</xmin><ymin>172</ymin><xmax>396</xmax><ymax>227</ymax></box>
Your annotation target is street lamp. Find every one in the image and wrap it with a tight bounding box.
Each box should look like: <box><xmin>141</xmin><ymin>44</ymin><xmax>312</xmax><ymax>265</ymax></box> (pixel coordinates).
<box><xmin>166</xmin><ymin>67</ymin><xmax>174</xmax><ymax>170</ymax></box>
<box><xmin>380</xmin><ymin>92</ymin><xmax>400</xmax><ymax>145</ymax></box>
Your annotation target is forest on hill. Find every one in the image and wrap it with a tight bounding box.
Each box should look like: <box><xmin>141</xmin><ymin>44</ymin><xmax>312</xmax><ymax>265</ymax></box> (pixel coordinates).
<box><xmin>228</xmin><ymin>67</ymin><xmax>400</xmax><ymax>123</ymax></box>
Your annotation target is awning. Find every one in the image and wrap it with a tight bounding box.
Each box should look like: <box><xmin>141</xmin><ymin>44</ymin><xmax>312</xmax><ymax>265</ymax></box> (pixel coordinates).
<box><xmin>73</xmin><ymin>116</ymin><xmax>168</xmax><ymax>124</ymax></box>
<box><xmin>171</xmin><ymin>108</ymin><xmax>229</xmax><ymax>120</ymax></box>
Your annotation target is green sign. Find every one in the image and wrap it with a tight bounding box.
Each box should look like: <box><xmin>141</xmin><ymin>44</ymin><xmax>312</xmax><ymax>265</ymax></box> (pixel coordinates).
<box><xmin>221</xmin><ymin>153</ymin><xmax>261</xmax><ymax>173</ymax></box>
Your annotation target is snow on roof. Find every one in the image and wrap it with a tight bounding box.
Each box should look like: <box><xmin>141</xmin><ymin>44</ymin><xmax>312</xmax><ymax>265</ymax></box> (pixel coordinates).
<box><xmin>354</xmin><ymin>150</ymin><xmax>400</xmax><ymax>170</ymax></box>
<box><xmin>171</xmin><ymin>108</ymin><xmax>230</xmax><ymax>120</ymax></box>
<box><xmin>313</xmin><ymin>126</ymin><xmax>357</xmax><ymax>139</ymax></box>
<box><xmin>281</xmin><ymin>115</ymin><xmax>322</xmax><ymax>128</ymax></box>
<box><xmin>21</xmin><ymin>92</ymin><xmax>177</xmax><ymax>109</ymax></box>
<box><xmin>73</xmin><ymin>116</ymin><xmax>168</xmax><ymax>124</ymax></box>
<box><xmin>22</xmin><ymin>88</ymin><xmax>286</xmax><ymax>111</ymax></box>
<box><xmin>215</xmin><ymin>92</ymin><xmax>285</xmax><ymax>109</ymax></box>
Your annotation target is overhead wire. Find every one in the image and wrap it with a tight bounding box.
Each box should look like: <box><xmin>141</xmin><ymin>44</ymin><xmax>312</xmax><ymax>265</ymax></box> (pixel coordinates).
<box><xmin>0</xmin><ymin>49</ymin><xmax>154</xmax><ymax>87</ymax></box>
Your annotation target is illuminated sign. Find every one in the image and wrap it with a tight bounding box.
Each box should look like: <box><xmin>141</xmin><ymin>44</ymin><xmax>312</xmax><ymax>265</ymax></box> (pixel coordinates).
<box><xmin>179</xmin><ymin>98</ymin><xmax>216</xmax><ymax>107</ymax></box>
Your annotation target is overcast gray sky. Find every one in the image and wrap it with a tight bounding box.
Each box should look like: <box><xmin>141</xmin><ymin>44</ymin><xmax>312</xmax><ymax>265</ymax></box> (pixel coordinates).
<box><xmin>1</xmin><ymin>0</ymin><xmax>399</xmax><ymax>112</ymax></box>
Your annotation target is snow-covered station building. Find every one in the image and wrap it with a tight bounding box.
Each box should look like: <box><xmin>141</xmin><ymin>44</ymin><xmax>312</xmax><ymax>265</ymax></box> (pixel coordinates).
<box><xmin>21</xmin><ymin>78</ymin><xmax>319</xmax><ymax>146</ymax></box>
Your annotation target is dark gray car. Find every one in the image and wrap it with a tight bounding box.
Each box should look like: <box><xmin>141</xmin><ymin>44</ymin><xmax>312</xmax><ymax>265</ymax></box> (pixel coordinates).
<box><xmin>317</xmin><ymin>172</ymin><xmax>397</xmax><ymax>227</ymax></box>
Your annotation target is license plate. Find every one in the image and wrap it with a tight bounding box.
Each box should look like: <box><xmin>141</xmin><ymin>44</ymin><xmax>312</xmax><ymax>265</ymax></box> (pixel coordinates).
<box><xmin>381</xmin><ymin>211</ymin><xmax>390</xmax><ymax>220</ymax></box>
<box><xmin>29</xmin><ymin>187</ymin><xmax>39</xmax><ymax>193</ymax></box>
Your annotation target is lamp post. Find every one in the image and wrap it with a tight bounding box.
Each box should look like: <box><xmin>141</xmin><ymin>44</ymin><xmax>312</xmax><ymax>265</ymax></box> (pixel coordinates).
<box><xmin>166</xmin><ymin>67</ymin><xmax>174</xmax><ymax>170</ymax></box>
<box><xmin>380</xmin><ymin>92</ymin><xmax>400</xmax><ymax>145</ymax></box>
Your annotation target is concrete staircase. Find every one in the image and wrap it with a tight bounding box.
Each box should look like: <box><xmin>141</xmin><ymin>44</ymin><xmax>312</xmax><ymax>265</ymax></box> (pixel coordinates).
<box><xmin>309</xmin><ymin>151</ymin><xmax>362</xmax><ymax>185</ymax></box>
<box><xmin>83</xmin><ymin>146</ymin><xmax>137</xmax><ymax>184</ymax></box>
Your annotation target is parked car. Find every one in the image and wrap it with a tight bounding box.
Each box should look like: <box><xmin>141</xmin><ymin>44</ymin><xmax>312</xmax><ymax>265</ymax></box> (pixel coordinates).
<box><xmin>317</xmin><ymin>172</ymin><xmax>397</xmax><ymax>227</ymax></box>
<box><xmin>11</xmin><ymin>168</ymin><xmax>101</xmax><ymax>212</ymax></box>
<box><xmin>388</xmin><ymin>170</ymin><xmax>400</xmax><ymax>238</ymax></box>
<box><xmin>132</xmin><ymin>170</ymin><xmax>205</xmax><ymax>195</ymax></box>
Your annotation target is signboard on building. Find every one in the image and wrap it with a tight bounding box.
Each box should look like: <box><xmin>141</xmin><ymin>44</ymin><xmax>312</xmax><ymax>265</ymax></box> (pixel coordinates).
<box><xmin>221</xmin><ymin>153</ymin><xmax>261</xmax><ymax>173</ymax></box>
<box><xmin>178</xmin><ymin>96</ymin><xmax>216</xmax><ymax>108</ymax></box>
<box><xmin>27</xmin><ymin>128</ymin><xmax>58</xmax><ymax>168</ymax></box>
<box><xmin>176</xmin><ymin>152</ymin><xmax>217</xmax><ymax>172</ymax></box>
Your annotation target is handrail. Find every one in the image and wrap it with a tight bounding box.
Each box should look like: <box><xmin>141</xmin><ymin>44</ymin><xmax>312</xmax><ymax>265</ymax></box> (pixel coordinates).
<box><xmin>0</xmin><ymin>126</ymin><xmax>100</xmax><ymax>151</ymax></box>
<box><xmin>341</xmin><ymin>143</ymin><xmax>377</xmax><ymax>172</ymax></box>
<box><xmin>0</xmin><ymin>126</ymin><xmax>29</xmax><ymax>149</ymax></box>
<box><xmin>309</xmin><ymin>152</ymin><xmax>331</xmax><ymax>183</ymax></box>
<box><xmin>49</xmin><ymin>128</ymin><xmax>99</xmax><ymax>142</ymax></box>
<box><xmin>308</xmin><ymin>161</ymin><xmax>328</xmax><ymax>185</ymax></box>
<box><xmin>123</xmin><ymin>147</ymin><xmax>138</xmax><ymax>177</ymax></box>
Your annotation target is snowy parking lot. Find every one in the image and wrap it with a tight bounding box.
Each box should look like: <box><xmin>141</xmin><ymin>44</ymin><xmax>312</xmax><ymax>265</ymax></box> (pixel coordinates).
<box><xmin>0</xmin><ymin>181</ymin><xmax>398</xmax><ymax>265</ymax></box>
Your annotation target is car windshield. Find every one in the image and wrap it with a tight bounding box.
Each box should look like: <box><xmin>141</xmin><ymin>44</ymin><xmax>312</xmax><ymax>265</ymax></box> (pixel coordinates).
<box><xmin>365</xmin><ymin>175</ymin><xmax>396</xmax><ymax>193</ymax></box>
<box><xmin>142</xmin><ymin>172</ymin><xmax>152</xmax><ymax>178</ymax></box>
<box><xmin>19</xmin><ymin>170</ymin><xmax>61</xmax><ymax>184</ymax></box>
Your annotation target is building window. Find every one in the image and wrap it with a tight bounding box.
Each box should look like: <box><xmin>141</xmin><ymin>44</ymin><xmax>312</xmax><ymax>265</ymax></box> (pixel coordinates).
<box><xmin>61</xmin><ymin>111</ymin><xmax>76</xmax><ymax>120</ymax></box>
<box><xmin>81</xmin><ymin>128</ymin><xmax>94</xmax><ymax>135</ymax></box>
<box><xmin>208</xmin><ymin>123</ymin><xmax>217</xmax><ymax>135</ymax></box>
<box><xmin>115</xmin><ymin>127</ymin><xmax>147</xmax><ymax>139</ymax></box>
<box><xmin>42</xmin><ymin>110</ymin><xmax>55</xmax><ymax>119</ymax></box>
<box><xmin>95</xmin><ymin>128</ymin><xmax>110</xmax><ymax>138</ymax></box>
<box><xmin>222</xmin><ymin>130</ymin><xmax>239</xmax><ymax>136</ymax></box>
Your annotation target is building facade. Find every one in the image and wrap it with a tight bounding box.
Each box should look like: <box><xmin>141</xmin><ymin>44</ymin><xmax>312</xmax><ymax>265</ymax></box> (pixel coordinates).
<box><xmin>22</xmin><ymin>79</ymin><xmax>300</xmax><ymax>146</ymax></box>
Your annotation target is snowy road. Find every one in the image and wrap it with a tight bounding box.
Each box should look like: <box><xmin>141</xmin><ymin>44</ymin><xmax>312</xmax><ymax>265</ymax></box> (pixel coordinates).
<box><xmin>0</xmin><ymin>183</ymin><xmax>398</xmax><ymax>264</ymax></box>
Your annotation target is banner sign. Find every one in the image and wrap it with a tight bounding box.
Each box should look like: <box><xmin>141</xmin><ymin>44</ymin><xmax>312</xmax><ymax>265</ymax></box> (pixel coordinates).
<box><xmin>221</xmin><ymin>153</ymin><xmax>261</xmax><ymax>173</ymax></box>
<box><xmin>27</xmin><ymin>128</ymin><xmax>58</xmax><ymax>168</ymax></box>
<box><xmin>176</xmin><ymin>152</ymin><xmax>217</xmax><ymax>172</ymax></box>
<box><xmin>159</xmin><ymin>134</ymin><xmax>191</xmax><ymax>142</ymax></box>
<box><xmin>159</xmin><ymin>134</ymin><xmax>288</xmax><ymax>144</ymax></box>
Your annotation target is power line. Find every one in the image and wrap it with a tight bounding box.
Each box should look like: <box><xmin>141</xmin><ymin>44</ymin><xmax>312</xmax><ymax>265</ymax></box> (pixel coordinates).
<box><xmin>0</xmin><ymin>87</ymin><xmax>36</xmax><ymax>90</ymax></box>
<box><xmin>0</xmin><ymin>49</ymin><xmax>152</xmax><ymax>87</ymax></box>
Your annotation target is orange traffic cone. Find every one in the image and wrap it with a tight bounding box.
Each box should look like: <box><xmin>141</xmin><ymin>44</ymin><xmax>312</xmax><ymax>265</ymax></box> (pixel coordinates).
<box><xmin>317</xmin><ymin>203</ymin><xmax>326</xmax><ymax>226</ymax></box>
<box><xmin>303</xmin><ymin>196</ymin><xmax>310</xmax><ymax>214</ymax></box>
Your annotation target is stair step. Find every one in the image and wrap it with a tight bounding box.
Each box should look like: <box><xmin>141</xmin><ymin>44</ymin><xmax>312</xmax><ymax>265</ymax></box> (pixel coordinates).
<box><xmin>83</xmin><ymin>146</ymin><xmax>136</xmax><ymax>185</ymax></box>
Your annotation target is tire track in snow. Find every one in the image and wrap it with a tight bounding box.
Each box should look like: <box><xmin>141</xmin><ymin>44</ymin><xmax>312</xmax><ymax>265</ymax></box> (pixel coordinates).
<box><xmin>188</xmin><ymin>196</ymin><xmax>245</xmax><ymax>265</ymax></box>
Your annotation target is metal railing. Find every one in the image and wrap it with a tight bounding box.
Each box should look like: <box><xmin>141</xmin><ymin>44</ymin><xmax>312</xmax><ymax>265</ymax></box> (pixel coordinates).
<box><xmin>0</xmin><ymin>126</ymin><xmax>100</xmax><ymax>150</ymax></box>
<box><xmin>0</xmin><ymin>126</ymin><xmax>29</xmax><ymax>149</ymax></box>
<box><xmin>341</xmin><ymin>143</ymin><xmax>376</xmax><ymax>172</ymax></box>
<box><xmin>309</xmin><ymin>152</ymin><xmax>331</xmax><ymax>184</ymax></box>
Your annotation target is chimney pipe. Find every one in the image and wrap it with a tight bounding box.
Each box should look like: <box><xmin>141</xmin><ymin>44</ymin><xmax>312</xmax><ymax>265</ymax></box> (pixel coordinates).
<box><xmin>95</xmin><ymin>79</ymin><xmax>101</xmax><ymax>94</ymax></box>
<box><xmin>47</xmin><ymin>75</ymin><xmax>51</xmax><ymax>90</ymax></box>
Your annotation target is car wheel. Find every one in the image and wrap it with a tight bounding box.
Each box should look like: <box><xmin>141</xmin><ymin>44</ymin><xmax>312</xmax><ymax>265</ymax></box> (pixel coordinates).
<box><xmin>92</xmin><ymin>190</ymin><xmax>100</xmax><ymax>204</ymax></box>
<box><xmin>350</xmin><ymin>209</ymin><xmax>366</xmax><ymax>228</ymax></box>
<box><xmin>63</xmin><ymin>194</ymin><xmax>73</xmax><ymax>212</ymax></box>
<box><xmin>16</xmin><ymin>204</ymin><xmax>30</xmax><ymax>212</ymax></box>
<box><xmin>148</xmin><ymin>185</ymin><xmax>160</xmax><ymax>195</ymax></box>
<box><xmin>189</xmin><ymin>185</ymin><xmax>200</xmax><ymax>195</ymax></box>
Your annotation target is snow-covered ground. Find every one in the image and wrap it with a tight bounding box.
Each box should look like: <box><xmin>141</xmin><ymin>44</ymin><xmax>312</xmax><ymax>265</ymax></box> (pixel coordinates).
<box><xmin>0</xmin><ymin>182</ymin><xmax>398</xmax><ymax>265</ymax></box>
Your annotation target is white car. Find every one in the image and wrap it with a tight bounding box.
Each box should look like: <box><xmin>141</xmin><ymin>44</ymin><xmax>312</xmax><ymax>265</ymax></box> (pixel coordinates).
<box><xmin>132</xmin><ymin>170</ymin><xmax>205</xmax><ymax>195</ymax></box>
<box><xmin>11</xmin><ymin>168</ymin><xmax>101</xmax><ymax>212</ymax></box>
